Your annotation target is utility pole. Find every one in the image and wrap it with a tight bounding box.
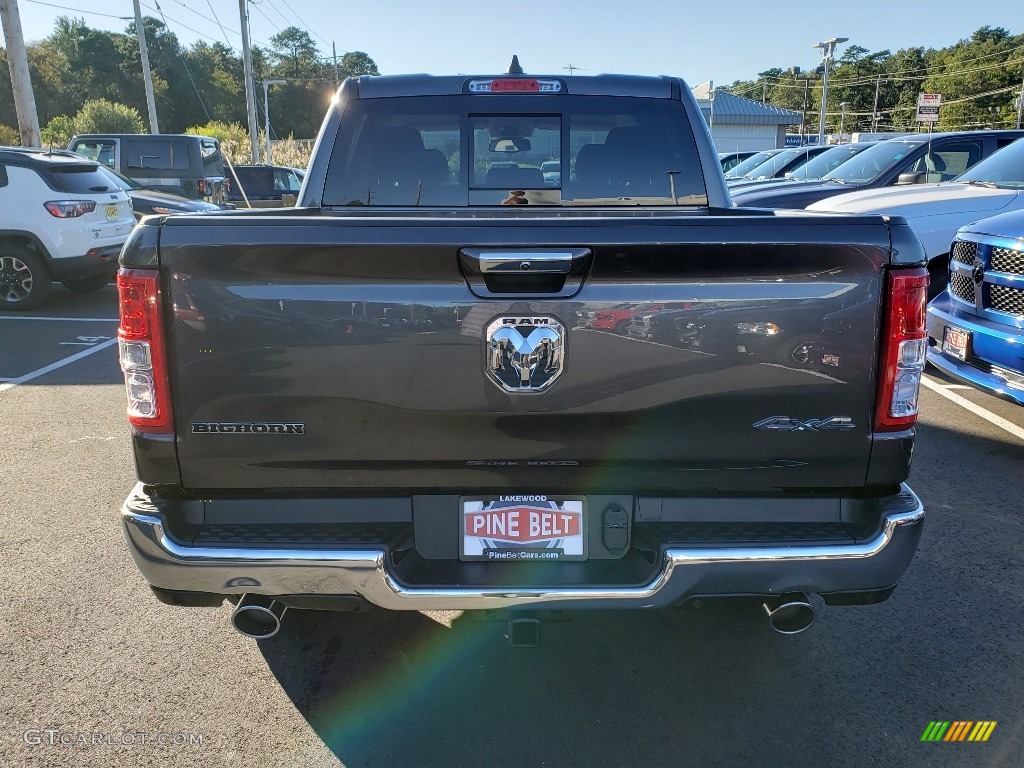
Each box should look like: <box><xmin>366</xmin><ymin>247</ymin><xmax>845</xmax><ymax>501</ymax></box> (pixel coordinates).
<box><xmin>133</xmin><ymin>0</ymin><xmax>159</xmax><ymax>134</ymax></box>
<box><xmin>0</xmin><ymin>0</ymin><xmax>40</xmax><ymax>147</ymax></box>
<box><xmin>871</xmin><ymin>74</ymin><xmax>882</xmax><ymax>132</ymax></box>
<box><xmin>238</xmin><ymin>0</ymin><xmax>259</xmax><ymax>163</ymax></box>
<box><xmin>332</xmin><ymin>41</ymin><xmax>339</xmax><ymax>88</ymax></box>
<box><xmin>1017</xmin><ymin>67</ymin><xmax>1024</xmax><ymax>130</ymax></box>
<box><xmin>801</xmin><ymin>78</ymin><xmax>809</xmax><ymax>141</ymax></box>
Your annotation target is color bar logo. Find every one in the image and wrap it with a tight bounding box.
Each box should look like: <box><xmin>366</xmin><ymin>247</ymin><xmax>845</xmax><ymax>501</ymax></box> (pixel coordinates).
<box><xmin>921</xmin><ymin>721</ymin><xmax>997</xmax><ymax>742</ymax></box>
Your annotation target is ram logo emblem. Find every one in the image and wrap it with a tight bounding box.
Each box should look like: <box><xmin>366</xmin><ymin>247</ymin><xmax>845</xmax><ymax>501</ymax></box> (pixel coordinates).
<box><xmin>486</xmin><ymin>316</ymin><xmax>565</xmax><ymax>393</ymax></box>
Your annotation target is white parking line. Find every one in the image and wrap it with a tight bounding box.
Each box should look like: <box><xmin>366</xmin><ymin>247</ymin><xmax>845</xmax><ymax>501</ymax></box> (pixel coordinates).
<box><xmin>922</xmin><ymin>375</ymin><xmax>1024</xmax><ymax>442</ymax></box>
<box><xmin>0</xmin><ymin>316</ymin><xmax>118</xmax><ymax>322</ymax></box>
<box><xmin>0</xmin><ymin>338</ymin><xmax>119</xmax><ymax>394</ymax></box>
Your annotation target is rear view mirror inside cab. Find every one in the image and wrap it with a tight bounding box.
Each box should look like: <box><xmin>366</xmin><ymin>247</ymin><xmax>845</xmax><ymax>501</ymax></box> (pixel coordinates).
<box><xmin>489</xmin><ymin>138</ymin><xmax>532</xmax><ymax>153</ymax></box>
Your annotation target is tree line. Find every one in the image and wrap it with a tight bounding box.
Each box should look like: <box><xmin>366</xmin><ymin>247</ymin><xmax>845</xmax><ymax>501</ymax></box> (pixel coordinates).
<box><xmin>0</xmin><ymin>16</ymin><xmax>378</xmax><ymax>146</ymax></box>
<box><xmin>726</xmin><ymin>26</ymin><xmax>1024</xmax><ymax>134</ymax></box>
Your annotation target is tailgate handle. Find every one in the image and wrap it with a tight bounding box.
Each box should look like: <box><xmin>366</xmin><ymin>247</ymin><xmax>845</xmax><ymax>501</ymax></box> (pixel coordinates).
<box><xmin>459</xmin><ymin>248</ymin><xmax>592</xmax><ymax>298</ymax></box>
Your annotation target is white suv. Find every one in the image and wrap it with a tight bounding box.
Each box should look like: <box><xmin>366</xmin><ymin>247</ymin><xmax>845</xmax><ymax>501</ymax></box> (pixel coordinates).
<box><xmin>0</xmin><ymin>146</ymin><xmax>135</xmax><ymax>310</ymax></box>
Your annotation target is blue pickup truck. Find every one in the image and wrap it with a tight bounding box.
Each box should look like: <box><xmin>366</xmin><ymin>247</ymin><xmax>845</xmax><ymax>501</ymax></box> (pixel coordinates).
<box><xmin>927</xmin><ymin>208</ymin><xmax>1024</xmax><ymax>404</ymax></box>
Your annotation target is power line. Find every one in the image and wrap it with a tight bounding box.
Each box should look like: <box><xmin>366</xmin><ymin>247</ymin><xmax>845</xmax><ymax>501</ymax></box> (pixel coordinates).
<box><xmin>203</xmin><ymin>0</ymin><xmax>232</xmax><ymax>48</ymax></box>
<box><xmin>278</xmin><ymin>0</ymin><xmax>328</xmax><ymax>45</ymax></box>
<box><xmin>262</xmin><ymin>0</ymin><xmax>293</xmax><ymax>30</ymax></box>
<box><xmin>140</xmin><ymin>0</ymin><xmax>217</xmax><ymax>43</ymax></box>
<box><xmin>149</xmin><ymin>0</ymin><xmax>212</xmax><ymax>121</ymax></box>
<box><xmin>21</xmin><ymin>0</ymin><xmax>129</xmax><ymax>21</ymax></box>
<box><xmin>745</xmin><ymin>47</ymin><xmax>1024</xmax><ymax>91</ymax></box>
<box><xmin>249</xmin><ymin>0</ymin><xmax>282</xmax><ymax>34</ymax></box>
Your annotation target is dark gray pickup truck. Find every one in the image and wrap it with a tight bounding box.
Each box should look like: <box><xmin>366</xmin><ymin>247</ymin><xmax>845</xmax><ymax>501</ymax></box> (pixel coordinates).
<box><xmin>118</xmin><ymin>64</ymin><xmax>928</xmax><ymax>642</ymax></box>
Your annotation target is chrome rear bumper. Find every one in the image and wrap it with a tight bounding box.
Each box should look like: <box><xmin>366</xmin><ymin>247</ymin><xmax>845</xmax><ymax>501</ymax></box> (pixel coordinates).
<box><xmin>122</xmin><ymin>484</ymin><xmax>924</xmax><ymax>611</ymax></box>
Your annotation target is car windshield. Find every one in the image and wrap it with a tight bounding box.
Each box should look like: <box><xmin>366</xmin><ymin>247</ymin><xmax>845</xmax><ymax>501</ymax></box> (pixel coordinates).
<box><xmin>724</xmin><ymin>151</ymin><xmax>776</xmax><ymax>178</ymax></box>
<box><xmin>739</xmin><ymin>148</ymin><xmax>804</xmax><ymax>179</ymax></box>
<box><xmin>956</xmin><ymin>138</ymin><xmax>1024</xmax><ymax>188</ymax></box>
<box><xmin>820</xmin><ymin>141</ymin><xmax>923</xmax><ymax>183</ymax></box>
<box><xmin>787</xmin><ymin>144</ymin><xmax>872</xmax><ymax>180</ymax></box>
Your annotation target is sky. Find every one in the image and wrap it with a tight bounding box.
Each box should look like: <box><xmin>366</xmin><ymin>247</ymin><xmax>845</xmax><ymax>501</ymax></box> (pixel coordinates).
<box><xmin>11</xmin><ymin>0</ymin><xmax>1024</xmax><ymax>87</ymax></box>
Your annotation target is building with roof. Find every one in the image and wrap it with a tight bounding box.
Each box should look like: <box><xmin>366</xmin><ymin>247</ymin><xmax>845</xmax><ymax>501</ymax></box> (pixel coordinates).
<box><xmin>692</xmin><ymin>82</ymin><xmax>804</xmax><ymax>152</ymax></box>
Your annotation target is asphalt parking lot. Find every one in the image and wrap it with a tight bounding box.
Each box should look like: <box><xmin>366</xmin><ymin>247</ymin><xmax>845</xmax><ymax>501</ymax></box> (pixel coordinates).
<box><xmin>2</xmin><ymin>286</ymin><xmax>1024</xmax><ymax>768</ymax></box>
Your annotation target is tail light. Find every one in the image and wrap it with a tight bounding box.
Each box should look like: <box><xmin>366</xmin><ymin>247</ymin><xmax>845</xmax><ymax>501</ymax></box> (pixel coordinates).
<box><xmin>118</xmin><ymin>268</ymin><xmax>174</xmax><ymax>433</ymax></box>
<box><xmin>875</xmin><ymin>267</ymin><xmax>929</xmax><ymax>431</ymax></box>
<box><xmin>198</xmin><ymin>179</ymin><xmax>207</xmax><ymax>195</ymax></box>
<box><xmin>44</xmin><ymin>200</ymin><xmax>97</xmax><ymax>218</ymax></box>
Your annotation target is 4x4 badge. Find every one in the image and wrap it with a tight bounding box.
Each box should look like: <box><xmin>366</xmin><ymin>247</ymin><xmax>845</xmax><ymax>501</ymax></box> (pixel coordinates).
<box><xmin>753</xmin><ymin>416</ymin><xmax>855</xmax><ymax>432</ymax></box>
<box><xmin>486</xmin><ymin>316</ymin><xmax>565</xmax><ymax>393</ymax></box>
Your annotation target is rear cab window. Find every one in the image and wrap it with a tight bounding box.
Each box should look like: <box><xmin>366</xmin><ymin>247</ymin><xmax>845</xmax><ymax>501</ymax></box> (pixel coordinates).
<box><xmin>323</xmin><ymin>94</ymin><xmax>708</xmax><ymax>207</ymax></box>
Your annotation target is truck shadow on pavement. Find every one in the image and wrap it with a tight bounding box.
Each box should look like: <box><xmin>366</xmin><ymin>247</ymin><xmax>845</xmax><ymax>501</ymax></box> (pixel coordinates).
<box><xmin>259</xmin><ymin>604</ymin><xmax>832</xmax><ymax>767</ymax></box>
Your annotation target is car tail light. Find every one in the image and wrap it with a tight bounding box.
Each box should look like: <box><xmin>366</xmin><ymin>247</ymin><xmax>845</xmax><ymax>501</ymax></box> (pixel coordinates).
<box><xmin>118</xmin><ymin>268</ymin><xmax>174</xmax><ymax>433</ymax></box>
<box><xmin>875</xmin><ymin>267</ymin><xmax>928</xmax><ymax>431</ymax></box>
<box><xmin>44</xmin><ymin>200</ymin><xmax>97</xmax><ymax>218</ymax></box>
<box><xmin>198</xmin><ymin>179</ymin><xmax>207</xmax><ymax>195</ymax></box>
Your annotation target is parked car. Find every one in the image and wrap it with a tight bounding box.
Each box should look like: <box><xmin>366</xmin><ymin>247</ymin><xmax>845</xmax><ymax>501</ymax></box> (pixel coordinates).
<box><xmin>540</xmin><ymin>160</ymin><xmax>561</xmax><ymax>186</ymax></box>
<box><xmin>732</xmin><ymin>131</ymin><xmax>1024</xmax><ymax>210</ymax></box>
<box><xmin>808</xmin><ymin>137</ymin><xmax>1024</xmax><ymax>297</ymax></box>
<box><xmin>726</xmin><ymin>145</ymin><xmax>832</xmax><ymax>188</ymax></box>
<box><xmin>225</xmin><ymin>164</ymin><xmax>305</xmax><ymax>204</ymax></box>
<box><xmin>0</xmin><ymin>146</ymin><xmax>134</xmax><ymax>309</ymax></box>
<box><xmin>718</xmin><ymin>150</ymin><xmax>759</xmax><ymax>173</ymax></box>
<box><xmin>926</xmin><ymin>208</ymin><xmax>1024</xmax><ymax>405</ymax></box>
<box><xmin>68</xmin><ymin>133</ymin><xmax>229</xmax><ymax>205</ymax></box>
<box><xmin>778</xmin><ymin>142</ymin><xmax>880</xmax><ymax>181</ymax></box>
<box><xmin>685</xmin><ymin>301</ymin><xmax>824</xmax><ymax>368</ymax></box>
<box><xmin>583</xmin><ymin>302</ymin><xmax>667</xmax><ymax>333</ymax></box>
<box><xmin>626</xmin><ymin>304</ymin><xmax>702</xmax><ymax>344</ymax></box>
<box><xmin>723</xmin><ymin>149</ymin><xmax>785</xmax><ymax>179</ymax></box>
<box><xmin>96</xmin><ymin>166</ymin><xmax>222</xmax><ymax>219</ymax></box>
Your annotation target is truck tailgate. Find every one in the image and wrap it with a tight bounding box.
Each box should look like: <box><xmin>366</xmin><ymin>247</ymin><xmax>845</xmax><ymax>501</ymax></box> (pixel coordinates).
<box><xmin>160</xmin><ymin>212</ymin><xmax>891</xmax><ymax>494</ymax></box>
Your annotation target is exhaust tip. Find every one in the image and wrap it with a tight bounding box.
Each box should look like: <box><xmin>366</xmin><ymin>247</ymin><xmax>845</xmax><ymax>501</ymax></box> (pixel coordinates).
<box><xmin>763</xmin><ymin>595</ymin><xmax>815</xmax><ymax>635</ymax></box>
<box><xmin>231</xmin><ymin>594</ymin><xmax>286</xmax><ymax>639</ymax></box>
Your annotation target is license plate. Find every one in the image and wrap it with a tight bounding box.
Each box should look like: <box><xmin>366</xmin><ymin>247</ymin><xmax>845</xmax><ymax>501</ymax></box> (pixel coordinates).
<box><xmin>943</xmin><ymin>325</ymin><xmax>969</xmax><ymax>361</ymax></box>
<box><xmin>105</xmin><ymin>205</ymin><xmax>119</xmax><ymax>221</ymax></box>
<box><xmin>460</xmin><ymin>495</ymin><xmax>587</xmax><ymax>561</ymax></box>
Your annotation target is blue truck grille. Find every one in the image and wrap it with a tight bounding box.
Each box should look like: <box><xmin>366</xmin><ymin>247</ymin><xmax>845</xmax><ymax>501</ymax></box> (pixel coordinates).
<box><xmin>949</xmin><ymin>271</ymin><xmax>975</xmax><ymax>303</ymax></box>
<box><xmin>950</xmin><ymin>240</ymin><xmax>974</xmax><ymax>268</ymax></box>
<box><xmin>951</xmin><ymin>240</ymin><xmax>977</xmax><ymax>266</ymax></box>
<box><xmin>991</xmin><ymin>246</ymin><xmax>1024</xmax><ymax>276</ymax></box>
<box><xmin>989</xmin><ymin>284</ymin><xmax>1024</xmax><ymax>316</ymax></box>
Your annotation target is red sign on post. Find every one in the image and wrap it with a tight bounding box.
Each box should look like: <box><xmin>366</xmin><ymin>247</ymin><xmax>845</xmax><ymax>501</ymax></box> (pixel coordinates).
<box><xmin>917</xmin><ymin>93</ymin><xmax>942</xmax><ymax>122</ymax></box>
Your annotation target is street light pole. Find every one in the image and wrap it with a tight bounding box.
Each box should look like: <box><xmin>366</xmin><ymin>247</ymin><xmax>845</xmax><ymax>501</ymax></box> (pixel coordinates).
<box><xmin>839</xmin><ymin>102</ymin><xmax>848</xmax><ymax>143</ymax></box>
<box><xmin>708</xmin><ymin>80</ymin><xmax>716</xmax><ymax>135</ymax></box>
<box><xmin>262</xmin><ymin>79</ymin><xmax>285</xmax><ymax>164</ymax></box>
<box><xmin>813</xmin><ymin>37</ymin><xmax>848</xmax><ymax>146</ymax></box>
